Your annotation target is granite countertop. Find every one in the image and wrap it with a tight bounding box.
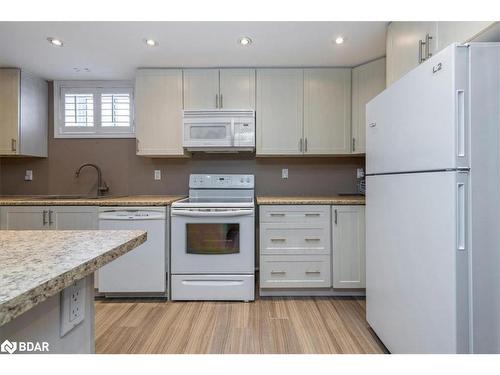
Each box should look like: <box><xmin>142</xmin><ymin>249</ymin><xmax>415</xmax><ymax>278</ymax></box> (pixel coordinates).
<box><xmin>256</xmin><ymin>195</ymin><xmax>365</xmax><ymax>205</ymax></box>
<box><xmin>0</xmin><ymin>230</ymin><xmax>146</xmax><ymax>326</ymax></box>
<box><xmin>0</xmin><ymin>195</ymin><xmax>186</xmax><ymax>206</ymax></box>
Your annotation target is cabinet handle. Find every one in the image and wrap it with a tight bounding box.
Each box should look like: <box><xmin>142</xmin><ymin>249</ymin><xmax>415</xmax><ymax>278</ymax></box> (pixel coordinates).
<box><xmin>48</xmin><ymin>210</ymin><xmax>53</xmax><ymax>225</ymax></box>
<box><xmin>42</xmin><ymin>210</ymin><xmax>48</xmax><ymax>225</ymax></box>
<box><xmin>305</xmin><ymin>271</ymin><xmax>321</xmax><ymax>274</ymax></box>
<box><xmin>425</xmin><ymin>34</ymin><xmax>433</xmax><ymax>59</ymax></box>
<box><xmin>304</xmin><ymin>138</ymin><xmax>308</xmax><ymax>152</ymax></box>
<box><xmin>305</xmin><ymin>213</ymin><xmax>320</xmax><ymax>217</ymax></box>
<box><xmin>334</xmin><ymin>209</ymin><xmax>338</xmax><ymax>225</ymax></box>
<box><xmin>352</xmin><ymin>138</ymin><xmax>356</xmax><ymax>152</ymax></box>
<box><xmin>270</xmin><ymin>238</ymin><xmax>286</xmax><ymax>242</ymax></box>
<box><xmin>270</xmin><ymin>213</ymin><xmax>285</xmax><ymax>217</ymax></box>
<box><xmin>299</xmin><ymin>138</ymin><xmax>303</xmax><ymax>152</ymax></box>
<box><xmin>215</xmin><ymin>94</ymin><xmax>219</xmax><ymax>109</ymax></box>
<box><xmin>271</xmin><ymin>271</ymin><xmax>286</xmax><ymax>275</ymax></box>
<box><xmin>418</xmin><ymin>39</ymin><xmax>426</xmax><ymax>64</ymax></box>
<box><xmin>220</xmin><ymin>94</ymin><xmax>223</xmax><ymax>108</ymax></box>
<box><xmin>11</xmin><ymin>138</ymin><xmax>17</xmax><ymax>152</ymax></box>
<box><xmin>305</xmin><ymin>238</ymin><xmax>320</xmax><ymax>242</ymax></box>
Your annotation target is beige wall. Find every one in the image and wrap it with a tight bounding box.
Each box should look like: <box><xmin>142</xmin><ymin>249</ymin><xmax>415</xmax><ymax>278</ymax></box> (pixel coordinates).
<box><xmin>0</xmin><ymin>84</ymin><xmax>364</xmax><ymax>197</ymax></box>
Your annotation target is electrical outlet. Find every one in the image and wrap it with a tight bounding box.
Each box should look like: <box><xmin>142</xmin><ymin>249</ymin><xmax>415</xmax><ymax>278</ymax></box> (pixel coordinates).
<box><xmin>356</xmin><ymin>168</ymin><xmax>365</xmax><ymax>179</ymax></box>
<box><xmin>60</xmin><ymin>278</ymin><xmax>86</xmax><ymax>337</ymax></box>
<box><xmin>154</xmin><ymin>170</ymin><xmax>161</xmax><ymax>180</ymax></box>
<box><xmin>24</xmin><ymin>170</ymin><xmax>33</xmax><ymax>181</ymax></box>
<box><xmin>281</xmin><ymin>168</ymin><xmax>288</xmax><ymax>179</ymax></box>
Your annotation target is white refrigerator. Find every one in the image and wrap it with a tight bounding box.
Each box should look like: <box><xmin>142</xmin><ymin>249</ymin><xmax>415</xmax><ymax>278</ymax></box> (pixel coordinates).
<box><xmin>366</xmin><ymin>43</ymin><xmax>500</xmax><ymax>353</ymax></box>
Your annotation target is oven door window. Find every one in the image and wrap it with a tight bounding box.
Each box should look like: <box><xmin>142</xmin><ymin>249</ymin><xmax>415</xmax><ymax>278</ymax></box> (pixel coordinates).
<box><xmin>186</xmin><ymin>223</ymin><xmax>240</xmax><ymax>254</ymax></box>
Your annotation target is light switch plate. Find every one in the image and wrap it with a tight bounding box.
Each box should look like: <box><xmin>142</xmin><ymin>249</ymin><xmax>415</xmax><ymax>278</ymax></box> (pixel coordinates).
<box><xmin>25</xmin><ymin>170</ymin><xmax>33</xmax><ymax>181</ymax></box>
<box><xmin>154</xmin><ymin>170</ymin><xmax>161</xmax><ymax>180</ymax></box>
<box><xmin>281</xmin><ymin>168</ymin><xmax>288</xmax><ymax>179</ymax></box>
<box><xmin>356</xmin><ymin>168</ymin><xmax>365</xmax><ymax>179</ymax></box>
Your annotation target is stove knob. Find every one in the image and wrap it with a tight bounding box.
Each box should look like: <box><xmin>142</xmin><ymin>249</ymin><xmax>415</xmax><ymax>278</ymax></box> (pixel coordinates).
<box><xmin>246</xmin><ymin>177</ymin><xmax>251</xmax><ymax>183</ymax></box>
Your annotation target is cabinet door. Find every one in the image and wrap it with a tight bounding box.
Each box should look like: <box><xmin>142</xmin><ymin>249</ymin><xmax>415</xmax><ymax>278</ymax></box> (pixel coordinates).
<box><xmin>256</xmin><ymin>69</ymin><xmax>303</xmax><ymax>155</ymax></box>
<box><xmin>436</xmin><ymin>21</ymin><xmax>495</xmax><ymax>52</ymax></box>
<box><xmin>51</xmin><ymin>206</ymin><xmax>98</xmax><ymax>230</ymax></box>
<box><xmin>304</xmin><ymin>68</ymin><xmax>351</xmax><ymax>154</ymax></box>
<box><xmin>351</xmin><ymin>58</ymin><xmax>386</xmax><ymax>154</ymax></box>
<box><xmin>0</xmin><ymin>206</ymin><xmax>48</xmax><ymax>230</ymax></box>
<box><xmin>183</xmin><ymin>69</ymin><xmax>220</xmax><ymax>109</ymax></box>
<box><xmin>0</xmin><ymin>69</ymin><xmax>20</xmax><ymax>155</ymax></box>
<box><xmin>219</xmin><ymin>69</ymin><xmax>255</xmax><ymax>110</ymax></box>
<box><xmin>386</xmin><ymin>22</ymin><xmax>437</xmax><ymax>86</ymax></box>
<box><xmin>135</xmin><ymin>69</ymin><xmax>185</xmax><ymax>156</ymax></box>
<box><xmin>332</xmin><ymin>205</ymin><xmax>365</xmax><ymax>288</ymax></box>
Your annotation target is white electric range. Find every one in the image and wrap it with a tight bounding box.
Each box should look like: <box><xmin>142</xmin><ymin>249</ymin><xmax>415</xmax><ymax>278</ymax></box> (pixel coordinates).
<box><xmin>170</xmin><ymin>174</ymin><xmax>255</xmax><ymax>301</ymax></box>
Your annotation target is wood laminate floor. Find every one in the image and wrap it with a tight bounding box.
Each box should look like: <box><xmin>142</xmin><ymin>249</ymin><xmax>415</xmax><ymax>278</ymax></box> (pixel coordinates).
<box><xmin>95</xmin><ymin>297</ymin><xmax>387</xmax><ymax>354</ymax></box>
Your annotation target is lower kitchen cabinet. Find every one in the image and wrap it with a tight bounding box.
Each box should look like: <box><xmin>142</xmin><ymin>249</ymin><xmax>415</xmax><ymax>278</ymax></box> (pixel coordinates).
<box><xmin>332</xmin><ymin>205</ymin><xmax>366</xmax><ymax>288</ymax></box>
<box><xmin>259</xmin><ymin>204</ymin><xmax>365</xmax><ymax>295</ymax></box>
<box><xmin>0</xmin><ymin>206</ymin><xmax>98</xmax><ymax>230</ymax></box>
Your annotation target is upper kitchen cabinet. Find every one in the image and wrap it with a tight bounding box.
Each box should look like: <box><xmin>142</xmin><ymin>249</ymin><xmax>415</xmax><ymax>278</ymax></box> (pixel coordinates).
<box><xmin>386</xmin><ymin>21</ymin><xmax>496</xmax><ymax>86</ymax></box>
<box><xmin>303</xmin><ymin>68</ymin><xmax>351</xmax><ymax>155</ymax></box>
<box><xmin>386</xmin><ymin>22</ymin><xmax>437</xmax><ymax>87</ymax></box>
<box><xmin>183</xmin><ymin>68</ymin><xmax>256</xmax><ymax>110</ymax></box>
<box><xmin>135</xmin><ymin>69</ymin><xmax>186</xmax><ymax>157</ymax></box>
<box><xmin>219</xmin><ymin>69</ymin><xmax>256</xmax><ymax>109</ymax></box>
<box><xmin>351</xmin><ymin>58</ymin><xmax>386</xmax><ymax>154</ymax></box>
<box><xmin>0</xmin><ymin>68</ymin><xmax>48</xmax><ymax>157</ymax></box>
<box><xmin>183</xmin><ymin>69</ymin><xmax>219</xmax><ymax>109</ymax></box>
<box><xmin>256</xmin><ymin>69</ymin><xmax>304</xmax><ymax>155</ymax></box>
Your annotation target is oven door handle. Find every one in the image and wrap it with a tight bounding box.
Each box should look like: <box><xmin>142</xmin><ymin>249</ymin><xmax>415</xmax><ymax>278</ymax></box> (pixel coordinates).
<box><xmin>171</xmin><ymin>209</ymin><xmax>254</xmax><ymax>217</ymax></box>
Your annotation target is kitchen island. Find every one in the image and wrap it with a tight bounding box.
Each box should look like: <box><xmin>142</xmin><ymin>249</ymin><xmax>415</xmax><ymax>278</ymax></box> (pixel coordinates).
<box><xmin>0</xmin><ymin>230</ymin><xmax>146</xmax><ymax>354</ymax></box>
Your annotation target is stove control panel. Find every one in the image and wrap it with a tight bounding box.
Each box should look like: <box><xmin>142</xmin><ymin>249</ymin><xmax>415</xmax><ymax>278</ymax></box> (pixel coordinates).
<box><xmin>189</xmin><ymin>174</ymin><xmax>254</xmax><ymax>189</ymax></box>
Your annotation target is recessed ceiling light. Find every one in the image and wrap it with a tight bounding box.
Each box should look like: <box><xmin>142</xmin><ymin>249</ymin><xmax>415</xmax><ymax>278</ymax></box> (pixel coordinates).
<box><xmin>238</xmin><ymin>37</ymin><xmax>252</xmax><ymax>46</ymax></box>
<box><xmin>335</xmin><ymin>36</ymin><xmax>345</xmax><ymax>45</ymax></box>
<box><xmin>47</xmin><ymin>37</ymin><xmax>63</xmax><ymax>47</ymax></box>
<box><xmin>144</xmin><ymin>39</ymin><xmax>158</xmax><ymax>47</ymax></box>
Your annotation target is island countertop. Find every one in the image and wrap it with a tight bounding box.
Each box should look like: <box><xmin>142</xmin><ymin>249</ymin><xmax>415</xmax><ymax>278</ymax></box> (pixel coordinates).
<box><xmin>256</xmin><ymin>195</ymin><xmax>365</xmax><ymax>205</ymax></box>
<box><xmin>0</xmin><ymin>195</ymin><xmax>186</xmax><ymax>206</ymax></box>
<box><xmin>0</xmin><ymin>230</ymin><xmax>146</xmax><ymax>326</ymax></box>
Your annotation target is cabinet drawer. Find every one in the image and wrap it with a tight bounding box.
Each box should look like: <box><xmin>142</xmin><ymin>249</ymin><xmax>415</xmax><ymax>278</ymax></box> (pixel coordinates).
<box><xmin>260</xmin><ymin>224</ymin><xmax>330</xmax><ymax>255</ymax></box>
<box><xmin>260</xmin><ymin>255</ymin><xmax>331</xmax><ymax>288</ymax></box>
<box><xmin>260</xmin><ymin>205</ymin><xmax>330</xmax><ymax>223</ymax></box>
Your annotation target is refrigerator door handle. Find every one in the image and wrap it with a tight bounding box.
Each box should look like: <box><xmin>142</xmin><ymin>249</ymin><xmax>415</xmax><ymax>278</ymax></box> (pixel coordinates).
<box><xmin>456</xmin><ymin>89</ymin><xmax>466</xmax><ymax>157</ymax></box>
<box><xmin>457</xmin><ymin>182</ymin><xmax>466</xmax><ymax>251</ymax></box>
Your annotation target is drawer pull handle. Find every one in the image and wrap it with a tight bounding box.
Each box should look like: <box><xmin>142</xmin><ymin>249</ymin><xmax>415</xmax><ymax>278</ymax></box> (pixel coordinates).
<box><xmin>305</xmin><ymin>213</ymin><xmax>320</xmax><ymax>217</ymax></box>
<box><xmin>271</xmin><ymin>271</ymin><xmax>286</xmax><ymax>275</ymax></box>
<box><xmin>270</xmin><ymin>213</ymin><xmax>285</xmax><ymax>217</ymax></box>
<box><xmin>305</xmin><ymin>271</ymin><xmax>321</xmax><ymax>274</ymax></box>
<box><xmin>271</xmin><ymin>238</ymin><xmax>286</xmax><ymax>242</ymax></box>
<box><xmin>305</xmin><ymin>238</ymin><xmax>320</xmax><ymax>242</ymax></box>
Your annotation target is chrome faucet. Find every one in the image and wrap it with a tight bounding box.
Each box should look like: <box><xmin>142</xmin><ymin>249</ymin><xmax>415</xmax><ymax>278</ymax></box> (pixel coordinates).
<box><xmin>75</xmin><ymin>163</ymin><xmax>109</xmax><ymax>197</ymax></box>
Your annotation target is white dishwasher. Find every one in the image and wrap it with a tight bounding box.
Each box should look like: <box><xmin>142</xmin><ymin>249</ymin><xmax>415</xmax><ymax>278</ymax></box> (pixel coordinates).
<box><xmin>98</xmin><ymin>206</ymin><xmax>168</xmax><ymax>297</ymax></box>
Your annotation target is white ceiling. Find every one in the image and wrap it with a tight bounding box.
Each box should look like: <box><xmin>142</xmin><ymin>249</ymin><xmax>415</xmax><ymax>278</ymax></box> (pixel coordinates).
<box><xmin>0</xmin><ymin>22</ymin><xmax>388</xmax><ymax>80</ymax></box>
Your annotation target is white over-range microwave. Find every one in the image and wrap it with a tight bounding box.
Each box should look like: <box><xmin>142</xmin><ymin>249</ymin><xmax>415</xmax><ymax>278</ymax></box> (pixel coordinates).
<box><xmin>182</xmin><ymin>110</ymin><xmax>255</xmax><ymax>152</ymax></box>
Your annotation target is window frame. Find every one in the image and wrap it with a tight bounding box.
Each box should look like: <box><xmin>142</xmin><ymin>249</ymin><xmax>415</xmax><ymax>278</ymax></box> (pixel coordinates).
<box><xmin>54</xmin><ymin>80</ymin><xmax>135</xmax><ymax>139</ymax></box>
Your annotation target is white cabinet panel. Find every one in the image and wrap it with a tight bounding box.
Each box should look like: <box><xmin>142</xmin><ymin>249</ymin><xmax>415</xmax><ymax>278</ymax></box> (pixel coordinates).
<box><xmin>0</xmin><ymin>206</ymin><xmax>48</xmax><ymax>230</ymax></box>
<box><xmin>51</xmin><ymin>206</ymin><xmax>98</xmax><ymax>230</ymax></box>
<box><xmin>260</xmin><ymin>205</ymin><xmax>330</xmax><ymax>223</ymax></box>
<box><xmin>260</xmin><ymin>224</ymin><xmax>331</xmax><ymax>255</ymax></box>
<box><xmin>352</xmin><ymin>58</ymin><xmax>386</xmax><ymax>154</ymax></box>
<box><xmin>0</xmin><ymin>69</ymin><xmax>20</xmax><ymax>155</ymax></box>
<box><xmin>135</xmin><ymin>69</ymin><xmax>185</xmax><ymax>156</ymax></box>
<box><xmin>219</xmin><ymin>69</ymin><xmax>255</xmax><ymax>109</ymax></box>
<box><xmin>260</xmin><ymin>255</ymin><xmax>331</xmax><ymax>288</ymax></box>
<box><xmin>303</xmin><ymin>68</ymin><xmax>351</xmax><ymax>154</ymax></box>
<box><xmin>183</xmin><ymin>69</ymin><xmax>219</xmax><ymax>110</ymax></box>
<box><xmin>256</xmin><ymin>69</ymin><xmax>303</xmax><ymax>155</ymax></box>
<box><xmin>437</xmin><ymin>21</ymin><xmax>495</xmax><ymax>51</ymax></box>
<box><xmin>332</xmin><ymin>205</ymin><xmax>365</xmax><ymax>288</ymax></box>
<box><xmin>386</xmin><ymin>22</ymin><xmax>437</xmax><ymax>86</ymax></box>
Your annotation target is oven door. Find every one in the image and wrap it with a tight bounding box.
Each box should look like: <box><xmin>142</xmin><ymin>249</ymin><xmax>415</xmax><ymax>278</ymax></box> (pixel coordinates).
<box><xmin>171</xmin><ymin>208</ymin><xmax>255</xmax><ymax>274</ymax></box>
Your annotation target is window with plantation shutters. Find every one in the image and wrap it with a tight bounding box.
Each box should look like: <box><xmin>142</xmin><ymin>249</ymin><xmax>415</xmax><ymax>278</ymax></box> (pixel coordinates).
<box><xmin>54</xmin><ymin>81</ymin><xmax>134</xmax><ymax>138</ymax></box>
